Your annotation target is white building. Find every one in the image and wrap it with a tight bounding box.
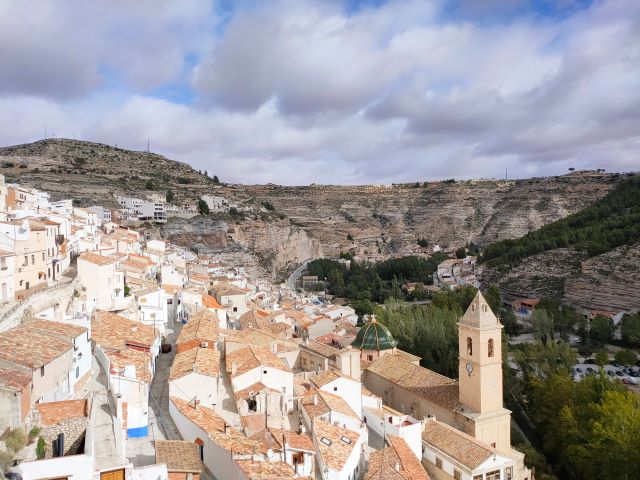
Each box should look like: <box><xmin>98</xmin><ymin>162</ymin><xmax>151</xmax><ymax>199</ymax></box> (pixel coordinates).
<box><xmin>312</xmin><ymin>418</ymin><xmax>364</xmax><ymax>480</ymax></box>
<box><xmin>77</xmin><ymin>252</ymin><xmax>126</xmax><ymax>314</ymax></box>
<box><xmin>169</xmin><ymin>346</ymin><xmax>220</xmax><ymax>411</ymax></box>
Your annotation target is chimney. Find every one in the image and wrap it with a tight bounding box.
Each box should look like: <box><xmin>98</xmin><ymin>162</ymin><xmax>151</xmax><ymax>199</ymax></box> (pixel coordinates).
<box><xmin>395</xmin><ymin>462</ymin><xmax>400</xmax><ymax>472</ymax></box>
<box><xmin>131</xmin><ymin>325</ymin><xmax>138</xmax><ymax>332</ymax></box>
<box><xmin>313</xmin><ymin>394</ymin><xmax>318</xmax><ymax>406</ymax></box>
<box><xmin>224</xmin><ymin>422</ymin><xmax>228</xmax><ymax>434</ymax></box>
<box><xmin>231</xmin><ymin>362</ymin><xmax>237</xmax><ymax>376</ymax></box>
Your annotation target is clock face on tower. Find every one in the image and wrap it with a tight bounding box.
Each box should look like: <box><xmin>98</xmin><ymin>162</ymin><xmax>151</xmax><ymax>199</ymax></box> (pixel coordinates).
<box><xmin>466</xmin><ymin>362</ymin><xmax>473</xmax><ymax>374</ymax></box>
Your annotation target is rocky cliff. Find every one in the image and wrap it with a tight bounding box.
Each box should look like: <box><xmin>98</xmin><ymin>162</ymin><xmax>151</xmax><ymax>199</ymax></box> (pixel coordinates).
<box><xmin>1</xmin><ymin>139</ymin><xmax>627</xmax><ymax>285</ymax></box>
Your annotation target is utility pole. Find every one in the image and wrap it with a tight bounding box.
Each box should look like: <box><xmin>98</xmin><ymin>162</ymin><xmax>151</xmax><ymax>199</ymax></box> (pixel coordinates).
<box><xmin>43</xmin><ymin>125</ymin><xmax>47</xmax><ymax>140</ymax></box>
<box><xmin>147</xmin><ymin>138</ymin><xmax>150</xmax><ymax>153</ymax></box>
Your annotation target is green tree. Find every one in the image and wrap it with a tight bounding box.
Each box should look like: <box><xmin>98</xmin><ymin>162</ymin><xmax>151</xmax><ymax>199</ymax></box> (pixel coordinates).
<box><xmin>584</xmin><ymin>391</ymin><xmax>640</xmax><ymax>479</ymax></box>
<box><xmin>36</xmin><ymin>436</ymin><xmax>46</xmax><ymax>459</ymax></box>
<box><xmin>347</xmin><ymin>233</ymin><xmax>354</xmax><ymax>241</ymax></box>
<box><xmin>5</xmin><ymin>427</ymin><xmax>26</xmax><ymax>452</ymax></box>
<box><xmin>590</xmin><ymin>315</ymin><xmax>615</xmax><ymax>344</ymax></box>
<box><xmin>621</xmin><ymin>313</ymin><xmax>640</xmax><ymax>346</ymax></box>
<box><xmin>533</xmin><ymin>309</ymin><xmax>555</xmax><ymax>344</ymax></box>
<box><xmin>165</xmin><ymin>189</ymin><xmax>174</xmax><ymax>203</ymax></box>
<box><xmin>484</xmin><ymin>285</ymin><xmax>502</xmax><ymax>313</ymax></box>
<box><xmin>197</xmin><ymin>199</ymin><xmax>210</xmax><ymax>215</ymax></box>
<box><xmin>212</xmin><ymin>175</ymin><xmax>220</xmax><ymax>184</ymax></box>
<box><xmin>614</xmin><ymin>348</ymin><xmax>637</xmax><ymax>366</ymax></box>
<box><xmin>594</xmin><ymin>350</ymin><xmax>609</xmax><ymax>366</ymax></box>
<box><xmin>500</xmin><ymin>307</ymin><xmax>521</xmax><ymax>336</ymax></box>
<box><xmin>455</xmin><ymin>246</ymin><xmax>466</xmax><ymax>259</ymax></box>
<box><xmin>144</xmin><ymin>179</ymin><xmax>155</xmax><ymax>190</ymax></box>
<box><xmin>514</xmin><ymin>341</ymin><xmax>576</xmax><ymax>382</ymax></box>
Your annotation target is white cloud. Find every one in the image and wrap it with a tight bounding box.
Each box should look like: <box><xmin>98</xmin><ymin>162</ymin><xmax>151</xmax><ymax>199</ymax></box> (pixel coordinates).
<box><xmin>0</xmin><ymin>0</ymin><xmax>638</xmax><ymax>184</ymax></box>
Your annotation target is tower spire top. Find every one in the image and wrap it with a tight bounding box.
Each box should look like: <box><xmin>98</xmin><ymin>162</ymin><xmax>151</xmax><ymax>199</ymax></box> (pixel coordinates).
<box><xmin>460</xmin><ymin>291</ymin><xmax>499</xmax><ymax>328</ymax></box>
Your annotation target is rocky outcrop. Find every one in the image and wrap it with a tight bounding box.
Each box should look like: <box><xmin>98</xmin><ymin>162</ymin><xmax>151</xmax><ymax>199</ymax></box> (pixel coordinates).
<box><xmin>564</xmin><ymin>244</ymin><xmax>640</xmax><ymax>312</ymax></box>
<box><xmin>160</xmin><ymin>217</ymin><xmax>229</xmax><ymax>254</ymax></box>
<box><xmin>230</xmin><ymin>220</ymin><xmax>322</xmax><ymax>278</ymax></box>
<box><xmin>483</xmin><ymin>244</ymin><xmax>640</xmax><ymax>313</ymax></box>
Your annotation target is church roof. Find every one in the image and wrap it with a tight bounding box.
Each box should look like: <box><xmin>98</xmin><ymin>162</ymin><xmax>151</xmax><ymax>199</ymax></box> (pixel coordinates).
<box><xmin>352</xmin><ymin>318</ymin><xmax>397</xmax><ymax>351</ymax></box>
<box><xmin>460</xmin><ymin>291</ymin><xmax>500</xmax><ymax>328</ymax></box>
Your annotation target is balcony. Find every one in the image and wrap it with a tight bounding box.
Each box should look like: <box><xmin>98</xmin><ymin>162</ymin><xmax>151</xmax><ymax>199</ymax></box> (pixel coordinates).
<box><xmin>55</xmin><ymin>234</ymin><xmax>65</xmax><ymax>245</ymax></box>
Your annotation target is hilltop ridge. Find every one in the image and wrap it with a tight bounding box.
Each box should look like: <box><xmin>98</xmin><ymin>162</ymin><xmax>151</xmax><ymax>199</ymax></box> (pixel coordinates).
<box><xmin>0</xmin><ymin>139</ymin><xmax>627</xmax><ymax>286</ymax></box>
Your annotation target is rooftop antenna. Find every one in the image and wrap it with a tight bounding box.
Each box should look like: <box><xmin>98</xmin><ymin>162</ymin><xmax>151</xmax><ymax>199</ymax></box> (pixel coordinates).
<box><xmin>505</xmin><ymin>168</ymin><xmax>508</xmax><ymax>180</ymax></box>
<box><xmin>43</xmin><ymin>125</ymin><xmax>47</xmax><ymax>140</ymax></box>
<box><xmin>147</xmin><ymin>138</ymin><xmax>150</xmax><ymax>153</ymax></box>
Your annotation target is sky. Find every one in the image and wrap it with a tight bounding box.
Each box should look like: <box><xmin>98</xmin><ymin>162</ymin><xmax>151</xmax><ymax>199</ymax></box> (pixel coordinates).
<box><xmin>0</xmin><ymin>0</ymin><xmax>638</xmax><ymax>185</ymax></box>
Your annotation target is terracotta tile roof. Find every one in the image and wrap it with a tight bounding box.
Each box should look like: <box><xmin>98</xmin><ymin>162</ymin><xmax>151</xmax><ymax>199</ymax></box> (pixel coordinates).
<box><xmin>421</xmin><ymin>419</ymin><xmax>494</xmax><ymax>470</ymax></box>
<box><xmin>303</xmin><ymin>341</ymin><xmax>340</xmax><ymax>359</ymax></box>
<box><xmin>366</xmin><ymin>354</ymin><xmax>461</xmax><ymax>411</ymax></box>
<box><xmin>202</xmin><ymin>294</ymin><xmax>222</xmax><ymax>309</ymax></box>
<box><xmin>105</xmin><ymin>348</ymin><xmax>152</xmax><ymax>383</ymax></box>
<box><xmin>0</xmin><ymin>364</ymin><xmax>31</xmax><ymax>390</ymax></box>
<box><xmin>155</xmin><ymin>440</ymin><xmax>203</xmax><ymax>473</ymax></box>
<box><xmin>79</xmin><ymin>252</ymin><xmax>119</xmax><ymax>266</ymax></box>
<box><xmin>222</xmin><ymin>327</ymin><xmax>298</xmax><ymax>353</ymax></box>
<box><xmin>170</xmin><ymin>347</ymin><xmax>220</xmax><ymax>381</ymax></box>
<box><xmin>24</xmin><ymin>319</ymin><xmax>87</xmax><ymax>340</ymax></box>
<box><xmin>310</xmin><ymin>369</ymin><xmax>346</xmax><ymax>388</ymax></box>
<box><xmin>92</xmin><ymin>310</ymin><xmax>158</xmax><ymax>350</ymax></box>
<box><xmin>366</xmin><ymin>435</ymin><xmax>430</xmax><ymax>480</ymax></box>
<box><xmin>313</xmin><ymin>418</ymin><xmax>360</xmax><ymax>471</ymax></box>
<box><xmin>226</xmin><ymin>345</ymin><xmax>291</xmax><ymax>378</ymax></box>
<box><xmin>120</xmin><ymin>258</ymin><xmax>148</xmax><ymax>271</ymax></box>
<box><xmin>170</xmin><ymin>396</ymin><xmax>226</xmax><ymax>435</ymax></box>
<box><xmin>127</xmin><ymin>254</ymin><xmax>153</xmax><ymax>265</ymax></box>
<box><xmin>215</xmin><ymin>285</ymin><xmax>248</xmax><ymax>297</ymax></box>
<box><xmin>238</xmin><ymin>309</ymin><xmax>270</xmax><ymax>330</ymax></box>
<box><xmin>235</xmin><ymin>459</ymin><xmax>299</xmax><ymax>479</ymax></box>
<box><xmin>267</xmin><ymin>428</ymin><xmax>315</xmax><ymax>452</ymax></box>
<box><xmin>0</xmin><ymin>326</ymin><xmax>72</xmax><ymax>368</ymax></box>
<box><xmin>300</xmin><ymin>388</ymin><xmax>358</xmax><ymax>420</ymax></box>
<box><xmin>161</xmin><ymin>284</ymin><xmax>182</xmax><ymax>294</ymax></box>
<box><xmin>36</xmin><ymin>399</ymin><xmax>89</xmax><ymax>426</ymax></box>
<box><xmin>233</xmin><ymin>381</ymin><xmax>279</xmax><ymax>401</ymax></box>
<box><xmin>177</xmin><ymin>310</ymin><xmax>219</xmax><ymax>349</ymax></box>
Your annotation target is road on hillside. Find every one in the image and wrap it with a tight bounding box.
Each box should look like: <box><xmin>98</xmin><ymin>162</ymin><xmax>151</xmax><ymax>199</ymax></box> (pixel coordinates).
<box><xmin>286</xmin><ymin>258</ymin><xmax>319</xmax><ymax>290</ymax></box>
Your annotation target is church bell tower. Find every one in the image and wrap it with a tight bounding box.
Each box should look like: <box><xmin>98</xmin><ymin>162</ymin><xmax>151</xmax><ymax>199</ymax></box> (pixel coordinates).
<box><xmin>458</xmin><ymin>291</ymin><xmax>511</xmax><ymax>452</ymax></box>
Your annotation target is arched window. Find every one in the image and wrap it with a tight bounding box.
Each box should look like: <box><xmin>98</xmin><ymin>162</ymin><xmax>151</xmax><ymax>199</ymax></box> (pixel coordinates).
<box><xmin>471</xmin><ymin>304</ymin><xmax>476</xmax><ymax>312</ymax></box>
<box><xmin>195</xmin><ymin>438</ymin><xmax>204</xmax><ymax>460</ymax></box>
<box><xmin>467</xmin><ymin>337</ymin><xmax>473</xmax><ymax>356</ymax></box>
<box><xmin>488</xmin><ymin>339</ymin><xmax>494</xmax><ymax>358</ymax></box>
<box><xmin>482</xmin><ymin>304</ymin><xmax>488</xmax><ymax>313</ymax></box>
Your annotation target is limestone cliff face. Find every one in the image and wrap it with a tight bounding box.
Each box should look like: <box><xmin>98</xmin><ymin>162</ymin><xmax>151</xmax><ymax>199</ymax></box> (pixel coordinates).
<box><xmin>160</xmin><ymin>217</ymin><xmax>229</xmax><ymax>254</ymax></box>
<box><xmin>235</xmin><ymin>173</ymin><xmax>619</xmax><ymax>256</ymax></box>
<box><xmin>482</xmin><ymin>244</ymin><xmax>640</xmax><ymax>313</ymax></box>
<box><xmin>230</xmin><ymin>220</ymin><xmax>322</xmax><ymax>277</ymax></box>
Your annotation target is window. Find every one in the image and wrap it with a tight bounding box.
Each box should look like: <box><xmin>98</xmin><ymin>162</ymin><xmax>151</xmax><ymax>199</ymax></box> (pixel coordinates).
<box><xmin>24</xmin><ymin>255</ymin><xmax>28</xmax><ymax>266</ymax></box>
<box><xmin>340</xmin><ymin>435</ymin><xmax>352</xmax><ymax>445</ymax></box>
<box><xmin>333</xmin><ymin>386</ymin><xmax>338</xmax><ymax>392</ymax></box>
<box><xmin>263</xmin><ymin>370</ymin><xmax>267</xmax><ymax>374</ymax></box>
<box><xmin>40</xmin><ymin>365</ymin><xmax>45</xmax><ymax>377</ymax></box>
<box><xmin>473</xmin><ymin>476</ymin><xmax>483</xmax><ymax>480</ymax></box>
<box><xmin>482</xmin><ymin>304</ymin><xmax>488</xmax><ymax>313</ymax></box>
<box><xmin>367</xmin><ymin>355</ymin><xmax>373</xmax><ymax>361</ymax></box>
<box><xmin>491</xmin><ymin>442</ymin><xmax>496</xmax><ymax>448</ymax></box>
<box><xmin>435</xmin><ymin>457</ymin><xmax>443</xmax><ymax>469</ymax></box>
<box><xmin>42</xmin><ymin>252</ymin><xmax>45</xmax><ymax>261</ymax></box>
<box><xmin>31</xmin><ymin>254</ymin><xmax>34</xmax><ymax>264</ymax></box>
<box><xmin>320</xmin><ymin>437</ymin><xmax>332</xmax><ymax>446</ymax></box>
<box><xmin>454</xmin><ymin>470</ymin><xmax>462</xmax><ymax>480</ymax></box>
<box><xmin>198</xmin><ymin>443</ymin><xmax>204</xmax><ymax>461</ymax></box>
<box><xmin>505</xmin><ymin>466</ymin><xmax>513</xmax><ymax>480</ymax></box>
<box><xmin>486</xmin><ymin>470</ymin><xmax>500</xmax><ymax>480</ymax></box>
<box><xmin>467</xmin><ymin>337</ymin><xmax>473</xmax><ymax>356</ymax></box>
<box><xmin>76</xmin><ymin>367</ymin><xmax>80</xmax><ymax>379</ymax></box>
<box><xmin>488</xmin><ymin>339</ymin><xmax>494</xmax><ymax>358</ymax></box>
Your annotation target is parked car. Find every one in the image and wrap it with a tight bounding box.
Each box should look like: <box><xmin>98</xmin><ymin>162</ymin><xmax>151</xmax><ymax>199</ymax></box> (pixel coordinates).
<box><xmin>616</xmin><ymin>370</ymin><xmax>625</xmax><ymax>377</ymax></box>
<box><xmin>585</xmin><ymin>359</ymin><xmax>598</xmax><ymax>365</ymax></box>
<box><xmin>607</xmin><ymin>370</ymin><xmax>615</xmax><ymax>377</ymax></box>
<box><xmin>586</xmin><ymin>367</ymin><xmax>595</xmax><ymax>374</ymax></box>
<box><xmin>575</xmin><ymin>367</ymin><xmax>583</xmax><ymax>373</ymax></box>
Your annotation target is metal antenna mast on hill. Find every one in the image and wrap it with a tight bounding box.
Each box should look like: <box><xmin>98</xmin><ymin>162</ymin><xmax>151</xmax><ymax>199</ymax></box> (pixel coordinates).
<box><xmin>147</xmin><ymin>138</ymin><xmax>150</xmax><ymax>153</ymax></box>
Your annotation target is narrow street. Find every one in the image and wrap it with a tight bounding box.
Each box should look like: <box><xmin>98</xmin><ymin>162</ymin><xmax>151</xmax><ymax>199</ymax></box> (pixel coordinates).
<box><xmin>126</xmin><ymin>321</ymin><xmax>182</xmax><ymax>466</ymax></box>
